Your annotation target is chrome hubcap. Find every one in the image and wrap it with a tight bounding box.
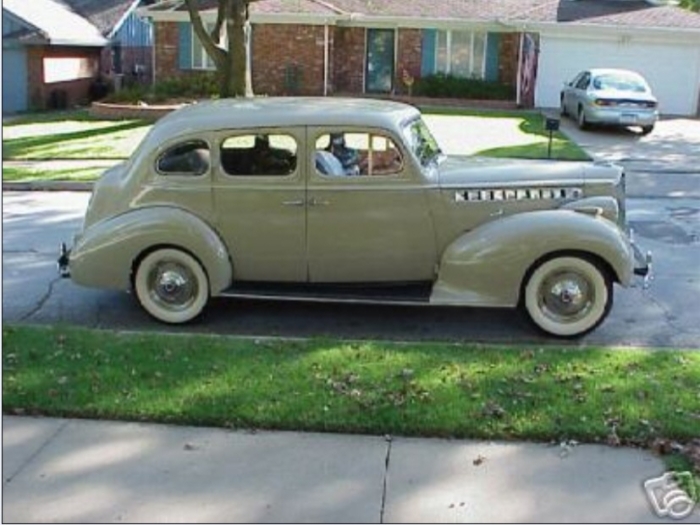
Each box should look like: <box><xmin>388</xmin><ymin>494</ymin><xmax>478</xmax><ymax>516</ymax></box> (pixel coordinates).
<box><xmin>148</xmin><ymin>262</ymin><xmax>197</xmax><ymax>311</ymax></box>
<box><xmin>538</xmin><ymin>271</ymin><xmax>594</xmax><ymax>323</ymax></box>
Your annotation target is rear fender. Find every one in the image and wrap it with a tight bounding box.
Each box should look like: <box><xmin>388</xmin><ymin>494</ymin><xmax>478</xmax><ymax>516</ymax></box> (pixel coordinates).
<box><xmin>69</xmin><ymin>207</ymin><xmax>232</xmax><ymax>294</ymax></box>
<box><xmin>431</xmin><ymin>210</ymin><xmax>634</xmax><ymax>307</ymax></box>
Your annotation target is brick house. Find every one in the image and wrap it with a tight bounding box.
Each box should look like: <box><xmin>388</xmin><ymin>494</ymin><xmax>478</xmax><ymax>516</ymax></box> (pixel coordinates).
<box><xmin>140</xmin><ymin>0</ymin><xmax>700</xmax><ymax>115</ymax></box>
<box><xmin>2</xmin><ymin>0</ymin><xmax>155</xmax><ymax>114</ymax></box>
<box><xmin>141</xmin><ymin>0</ymin><xmax>521</xmax><ymax>99</ymax></box>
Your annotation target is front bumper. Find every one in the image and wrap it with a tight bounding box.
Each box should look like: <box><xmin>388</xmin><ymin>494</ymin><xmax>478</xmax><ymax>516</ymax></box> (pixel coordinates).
<box><xmin>57</xmin><ymin>243</ymin><xmax>71</xmax><ymax>278</ymax></box>
<box><xmin>631</xmin><ymin>235</ymin><xmax>652</xmax><ymax>283</ymax></box>
<box><xmin>586</xmin><ymin>106</ymin><xmax>657</xmax><ymax>127</ymax></box>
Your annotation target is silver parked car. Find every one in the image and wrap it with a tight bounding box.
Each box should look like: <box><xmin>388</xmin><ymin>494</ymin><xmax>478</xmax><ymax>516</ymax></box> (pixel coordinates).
<box><xmin>561</xmin><ymin>68</ymin><xmax>658</xmax><ymax>135</ymax></box>
<box><xmin>58</xmin><ymin>98</ymin><xmax>651</xmax><ymax>338</ymax></box>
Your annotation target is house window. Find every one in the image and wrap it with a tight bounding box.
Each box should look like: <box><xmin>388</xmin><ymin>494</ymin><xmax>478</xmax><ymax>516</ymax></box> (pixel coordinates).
<box><xmin>192</xmin><ymin>22</ymin><xmax>225</xmax><ymax>70</ymax></box>
<box><xmin>434</xmin><ymin>30</ymin><xmax>486</xmax><ymax>78</ymax></box>
<box><xmin>191</xmin><ymin>22</ymin><xmax>251</xmax><ymax>72</ymax></box>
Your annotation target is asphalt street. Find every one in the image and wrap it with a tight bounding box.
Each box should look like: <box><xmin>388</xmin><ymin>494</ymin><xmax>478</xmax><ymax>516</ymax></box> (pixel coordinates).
<box><xmin>3</xmin><ymin>186</ymin><xmax>699</xmax><ymax>348</ymax></box>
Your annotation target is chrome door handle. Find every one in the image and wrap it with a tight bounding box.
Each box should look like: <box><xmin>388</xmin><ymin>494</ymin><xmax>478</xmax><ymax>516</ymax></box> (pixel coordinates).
<box><xmin>282</xmin><ymin>199</ymin><xmax>305</xmax><ymax>207</ymax></box>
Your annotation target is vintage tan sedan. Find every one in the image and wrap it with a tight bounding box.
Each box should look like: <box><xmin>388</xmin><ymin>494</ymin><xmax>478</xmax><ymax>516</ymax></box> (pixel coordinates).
<box><xmin>59</xmin><ymin>98</ymin><xmax>650</xmax><ymax>338</ymax></box>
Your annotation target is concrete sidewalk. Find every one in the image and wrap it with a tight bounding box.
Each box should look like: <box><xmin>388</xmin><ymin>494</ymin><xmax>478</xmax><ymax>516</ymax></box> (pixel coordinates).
<box><xmin>3</xmin><ymin>416</ymin><xmax>697</xmax><ymax>523</ymax></box>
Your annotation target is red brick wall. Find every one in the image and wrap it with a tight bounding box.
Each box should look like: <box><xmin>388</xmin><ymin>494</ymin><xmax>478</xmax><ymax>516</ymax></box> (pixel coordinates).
<box><xmin>252</xmin><ymin>24</ymin><xmax>326</xmax><ymax>96</ymax></box>
<box><xmin>154</xmin><ymin>21</ymin><xmax>181</xmax><ymax>84</ymax></box>
<box><xmin>152</xmin><ymin>23</ymin><xmax>431</xmax><ymax>97</ymax></box>
<box><xmin>26</xmin><ymin>46</ymin><xmax>101</xmax><ymax>110</ymax></box>
<box><xmin>396</xmin><ymin>29</ymin><xmax>421</xmax><ymax>95</ymax></box>
<box><xmin>331</xmin><ymin>26</ymin><xmax>365</xmax><ymax>94</ymax></box>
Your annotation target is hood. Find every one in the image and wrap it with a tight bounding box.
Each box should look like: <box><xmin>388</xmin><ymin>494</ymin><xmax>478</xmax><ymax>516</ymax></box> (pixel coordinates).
<box><xmin>437</xmin><ymin>156</ymin><xmax>593</xmax><ymax>188</ymax></box>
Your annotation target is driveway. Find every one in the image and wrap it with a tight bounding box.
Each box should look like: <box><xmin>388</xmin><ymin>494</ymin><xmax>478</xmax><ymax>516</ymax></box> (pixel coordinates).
<box><xmin>559</xmin><ymin>116</ymin><xmax>700</xmax><ymax>198</ymax></box>
<box><xmin>559</xmin><ymin>116</ymin><xmax>700</xmax><ymax>172</ymax></box>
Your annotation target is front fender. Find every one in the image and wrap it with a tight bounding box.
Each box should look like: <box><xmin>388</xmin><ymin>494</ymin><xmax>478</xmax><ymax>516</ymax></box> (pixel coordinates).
<box><xmin>431</xmin><ymin>210</ymin><xmax>634</xmax><ymax>307</ymax></box>
<box><xmin>69</xmin><ymin>207</ymin><xmax>232</xmax><ymax>294</ymax></box>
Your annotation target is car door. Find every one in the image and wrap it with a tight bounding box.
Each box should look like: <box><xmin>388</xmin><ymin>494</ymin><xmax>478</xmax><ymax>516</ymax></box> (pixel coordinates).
<box><xmin>572</xmin><ymin>71</ymin><xmax>591</xmax><ymax>113</ymax></box>
<box><xmin>306</xmin><ymin>127</ymin><xmax>438</xmax><ymax>283</ymax></box>
<box><xmin>563</xmin><ymin>72</ymin><xmax>584</xmax><ymax>114</ymax></box>
<box><xmin>212</xmin><ymin>128</ymin><xmax>307</xmax><ymax>282</ymax></box>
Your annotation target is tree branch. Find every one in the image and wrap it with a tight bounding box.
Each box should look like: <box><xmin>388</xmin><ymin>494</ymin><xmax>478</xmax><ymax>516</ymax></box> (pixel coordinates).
<box><xmin>210</xmin><ymin>0</ymin><xmax>226</xmax><ymax>41</ymax></box>
<box><xmin>183</xmin><ymin>0</ymin><xmax>226</xmax><ymax>67</ymax></box>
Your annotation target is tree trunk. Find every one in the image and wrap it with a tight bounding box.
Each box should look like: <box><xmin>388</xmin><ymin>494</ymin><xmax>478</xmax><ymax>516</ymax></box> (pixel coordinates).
<box><xmin>183</xmin><ymin>0</ymin><xmax>255</xmax><ymax>99</ymax></box>
<box><xmin>228</xmin><ymin>0</ymin><xmax>253</xmax><ymax>97</ymax></box>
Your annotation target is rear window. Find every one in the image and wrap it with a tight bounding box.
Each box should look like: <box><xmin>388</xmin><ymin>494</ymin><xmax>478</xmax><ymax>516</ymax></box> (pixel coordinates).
<box><xmin>592</xmin><ymin>73</ymin><xmax>649</xmax><ymax>93</ymax></box>
<box><xmin>156</xmin><ymin>140</ymin><xmax>210</xmax><ymax>176</ymax></box>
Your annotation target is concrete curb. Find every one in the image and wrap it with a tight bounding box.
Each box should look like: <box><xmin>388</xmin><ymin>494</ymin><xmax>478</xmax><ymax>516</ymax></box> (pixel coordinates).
<box><xmin>3</xmin><ymin>181</ymin><xmax>94</xmax><ymax>192</ymax></box>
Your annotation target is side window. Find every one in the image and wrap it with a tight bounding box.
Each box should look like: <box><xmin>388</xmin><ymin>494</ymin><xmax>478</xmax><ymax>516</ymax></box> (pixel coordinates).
<box><xmin>156</xmin><ymin>140</ymin><xmax>210</xmax><ymax>176</ymax></box>
<box><xmin>315</xmin><ymin>132</ymin><xmax>403</xmax><ymax>177</ymax></box>
<box><xmin>220</xmin><ymin>133</ymin><xmax>297</xmax><ymax>176</ymax></box>
<box><xmin>576</xmin><ymin>73</ymin><xmax>591</xmax><ymax>90</ymax></box>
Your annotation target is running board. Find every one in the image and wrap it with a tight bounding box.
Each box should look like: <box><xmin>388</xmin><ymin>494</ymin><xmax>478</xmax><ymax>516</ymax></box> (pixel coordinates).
<box><xmin>219</xmin><ymin>281</ymin><xmax>432</xmax><ymax>305</ymax></box>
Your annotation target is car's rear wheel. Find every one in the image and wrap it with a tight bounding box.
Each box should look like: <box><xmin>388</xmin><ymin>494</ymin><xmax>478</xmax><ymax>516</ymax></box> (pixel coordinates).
<box><xmin>641</xmin><ymin>125</ymin><xmax>654</xmax><ymax>136</ymax></box>
<box><xmin>577</xmin><ymin>107</ymin><xmax>589</xmax><ymax>130</ymax></box>
<box><xmin>134</xmin><ymin>248</ymin><xmax>209</xmax><ymax>324</ymax></box>
<box><xmin>522</xmin><ymin>255</ymin><xmax>612</xmax><ymax>338</ymax></box>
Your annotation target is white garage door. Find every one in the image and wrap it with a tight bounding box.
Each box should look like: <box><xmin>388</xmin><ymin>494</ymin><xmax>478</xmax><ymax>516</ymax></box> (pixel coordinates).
<box><xmin>536</xmin><ymin>35</ymin><xmax>700</xmax><ymax>116</ymax></box>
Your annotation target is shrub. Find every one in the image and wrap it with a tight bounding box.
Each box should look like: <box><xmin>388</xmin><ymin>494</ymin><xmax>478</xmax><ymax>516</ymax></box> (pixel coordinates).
<box><xmin>413</xmin><ymin>74</ymin><xmax>515</xmax><ymax>100</ymax></box>
<box><xmin>103</xmin><ymin>73</ymin><xmax>220</xmax><ymax>104</ymax></box>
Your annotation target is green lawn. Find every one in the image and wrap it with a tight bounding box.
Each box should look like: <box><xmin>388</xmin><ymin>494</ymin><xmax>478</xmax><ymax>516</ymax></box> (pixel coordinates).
<box><xmin>421</xmin><ymin>107</ymin><xmax>589</xmax><ymax>161</ymax></box>
<box><xmin>3</xmin><ymin>166</ymin><xmax>106</xmax><ymax>182</ymax></box>
<box><xmin>4</xmin><ymin>325</ymin><xmax>698</xmax><ymax>446</ymax></box>
<box><xmin>8</xmin><ymin>323</ymin><xmax>697</xmax><ymax>495</ymax></box>
<box><xmin>2</xmin><ymin>109</ymin><xmax>150</xmax><ymax>160</ymax></box>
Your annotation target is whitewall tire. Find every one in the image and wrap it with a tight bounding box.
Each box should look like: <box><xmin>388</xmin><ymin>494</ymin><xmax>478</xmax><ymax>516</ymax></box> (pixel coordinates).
<box><xmin>523</xmin><ymin>256</ymin><xmax>612</xmax><ymax>338</ymax></box>
<box><xmin>134</xmin><ymin>248</ymin><xmax>209</xmax><ymax>324</ymax></box>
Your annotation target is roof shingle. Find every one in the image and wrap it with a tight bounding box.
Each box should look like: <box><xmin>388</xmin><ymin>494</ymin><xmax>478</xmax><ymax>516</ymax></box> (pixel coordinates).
<box><xmin>146</xmin><ymin>0</ymin><xmax>700</xmax><ymax>30</ymax></box>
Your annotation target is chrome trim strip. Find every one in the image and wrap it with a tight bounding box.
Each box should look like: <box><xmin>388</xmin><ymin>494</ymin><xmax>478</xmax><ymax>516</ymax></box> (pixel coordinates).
<box><xmin>454</xmin><ymin>186</ymin><xmax>583</xmax><ymax>202</ymax></box>
<box><xmin>219</xmin><ymin>291</ymin><xmax>430</xmax><ymax>305</ymax></box>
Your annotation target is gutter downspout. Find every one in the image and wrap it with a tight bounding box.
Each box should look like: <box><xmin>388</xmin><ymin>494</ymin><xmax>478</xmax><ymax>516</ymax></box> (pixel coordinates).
<box><xmin>151</xmin><ymin>18</ymin><xmax>157</xmax><ymax>87</ymax></box>
<box><xmin>515</xmin><ymin>31</ymin><xmax>524</xmax><ymax>107</ymax></box>
<box><xmin>324</xmin><ymin>23</ymin><xmax>329</xmax><ymax>96</ymax></box>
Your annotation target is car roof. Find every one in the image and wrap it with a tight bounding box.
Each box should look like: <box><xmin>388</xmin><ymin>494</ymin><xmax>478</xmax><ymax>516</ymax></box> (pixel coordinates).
<box><xmin>149</xmin><ymin>97</ymin><xmax>420</xmax><ymax>145</ymax></box>
<box><xmin>588</xmin><ymin>68</ymin><xmax>646</xmax><ymax>78</ymax></box>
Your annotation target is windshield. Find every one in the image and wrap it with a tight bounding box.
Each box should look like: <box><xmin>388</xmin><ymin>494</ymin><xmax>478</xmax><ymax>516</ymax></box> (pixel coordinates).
<box><xmin>592</xmin><ymin>73</ymin><xmax>649</xmax><ymax>93</ymax></box>
<box><xmin>402</xmin><ymin>117</ymin><xmax>443</xmax><ymax>168</ymax></box>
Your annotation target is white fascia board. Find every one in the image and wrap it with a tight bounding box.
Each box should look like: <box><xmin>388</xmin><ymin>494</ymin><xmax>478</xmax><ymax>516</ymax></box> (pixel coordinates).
<box><xmin>140</xmin><ymin>8</ymin><xmax>341</xmax><ymax>26</ymax></box>
<box><xmin>139</xmin><ymin>9</ymin><xmax>507</xmax><ymax>31</ymax></box>
<box><xmin>506</xmin><ymin>20</ymin><xmax>700</xmax><ymax>43</ymax></box>
<box><xmin>336</xmin><ymin>14</ymin><xmax>505</xmax><ymax>31</ymax></box>
<box><xmin>47</xmin><ymin>38</ymin><xmax>107</xmax><ymax>46</ymax></box>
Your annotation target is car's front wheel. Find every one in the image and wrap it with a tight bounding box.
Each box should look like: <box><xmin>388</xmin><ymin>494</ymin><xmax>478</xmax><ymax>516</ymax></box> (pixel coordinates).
<box><xmin>577</xmin><ymin>107</ymin><xmax>589</xmax><ymax>130</ymax></box>
<box><xmin>134</xmin><ymin>248</ymin><xmax>209</xmax><ymax>324</ymax></box>
<box><xmin>640</xmin><ymin>125</ymin><xmax>654</xmax><ymax>136</ymax></box>
<box><xmin>522</xmin><ymin>255</ymin><xmax>612</xmax><ymax>338</ymax></box>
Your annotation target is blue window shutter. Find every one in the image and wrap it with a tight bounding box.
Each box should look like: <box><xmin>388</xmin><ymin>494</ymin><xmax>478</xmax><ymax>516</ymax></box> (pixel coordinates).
<box><xmin>421</xmin><ymin>29</ymin><xmax>436</xmax><ymax>77</ymax></box>
<box><xmin>485</xmin><ymin>33</ymin><xmax>500</xmax><ymax>82</ymax></box>
<box><xmin>178</xmin><ymin>22</ymin><xmax>192</xmax><ymax>70</ymax></box>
